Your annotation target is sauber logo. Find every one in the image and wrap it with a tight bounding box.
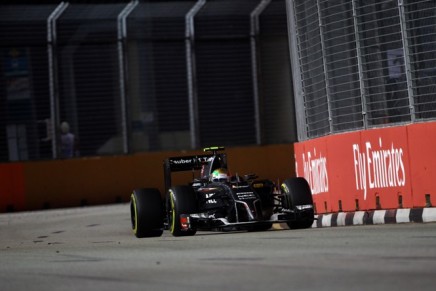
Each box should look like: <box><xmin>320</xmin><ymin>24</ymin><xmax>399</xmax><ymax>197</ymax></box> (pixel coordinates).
<box><xmin>298</xmin><ymin>148</ymin><xmax>329</xmax><ymax>195</ymax></box>
<box><xmin>353</xmin><ymin>138</ymin><xmax>406</xmax><ymax>200</ymax></box>
<box><xmin>171</xmin><ymin>158</ymin><xmax>193</xmax><ymax>164</ymax></box>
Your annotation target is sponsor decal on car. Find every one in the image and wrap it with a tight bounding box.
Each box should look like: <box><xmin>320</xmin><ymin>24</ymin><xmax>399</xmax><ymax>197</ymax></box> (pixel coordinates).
<box><xmin>205</xmin><ymin>193</ymin><xmax>217</xmax><ymax>204</ymax></box>
<box><xmin>236</xmin><ymin>191</ymin><xmax>256</xmax><ymax>200</ymax></box>
<box><xmin>171</xmin><ymin>158</ymin><xmax>194</xmax><ymax>165</ymax></box>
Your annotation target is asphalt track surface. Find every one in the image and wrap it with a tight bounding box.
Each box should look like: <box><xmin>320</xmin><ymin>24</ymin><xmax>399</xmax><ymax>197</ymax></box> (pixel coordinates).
<box><xmin>1</xmin><ymin>204</ymin><xmax>436</xmax><ymax>291</ymax></box>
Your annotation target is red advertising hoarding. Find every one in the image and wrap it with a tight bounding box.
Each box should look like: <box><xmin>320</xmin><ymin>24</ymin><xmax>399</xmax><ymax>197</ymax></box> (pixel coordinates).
<box><xmin>294</xmin><ymin>137</ymin><xmax>330</xmax><ymax>213</ymax></box>
<box><xmin>407</xmin><ymin>122</ymin><xmax>436</xmax><ymax>207</ymax></box>
<box><xmin>294</xmin><ymin>122</ymin><xmax>435</xmax><ymax>213</ymax></box>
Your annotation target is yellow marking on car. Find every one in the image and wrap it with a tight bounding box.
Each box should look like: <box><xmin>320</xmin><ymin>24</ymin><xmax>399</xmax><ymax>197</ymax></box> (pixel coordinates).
<box><xmin>131</xmin><ymin>193</ymin><xmax>138</xmax><ymax>235</ymax></box>
<box><xmin>170</xmin><ymin>190</ymin><xmax>176</xmax><ymax>234</ymax></box>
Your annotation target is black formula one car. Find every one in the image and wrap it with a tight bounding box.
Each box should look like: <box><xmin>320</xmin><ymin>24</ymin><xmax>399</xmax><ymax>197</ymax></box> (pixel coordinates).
<box><xmin>130</xmin><ymin>146</ymin><xmax>314</xmax><ymax>238</ymax></box>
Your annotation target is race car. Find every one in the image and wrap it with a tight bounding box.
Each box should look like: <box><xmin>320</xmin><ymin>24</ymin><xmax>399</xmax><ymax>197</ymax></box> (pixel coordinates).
<box><xmin>130</xmin><ymin>146</ymin><xmax>314</xmax><ymax>238</ymax></box>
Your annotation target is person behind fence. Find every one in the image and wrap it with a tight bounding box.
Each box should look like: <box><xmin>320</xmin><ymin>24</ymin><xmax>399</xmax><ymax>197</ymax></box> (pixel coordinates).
<box><xmin>60</xmin><ymin>121</ymin><xmax>78</xmax><ymax>158</ymax></box>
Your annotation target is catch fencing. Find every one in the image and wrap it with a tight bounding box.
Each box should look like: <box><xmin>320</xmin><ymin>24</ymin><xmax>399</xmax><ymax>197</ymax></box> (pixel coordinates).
<box><xmin>287</xmin><ymin>0</ymin><xmax>436</xmax><ymax>141</ymax></box>
<box><xmin>0</xmin><ymin>0</ymin><xmax>294</xmax><ymax>162</ymax></box>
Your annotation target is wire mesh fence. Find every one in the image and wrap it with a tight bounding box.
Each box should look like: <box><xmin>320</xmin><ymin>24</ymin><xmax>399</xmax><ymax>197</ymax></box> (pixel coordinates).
<box><xmin>288</xmin><ymin>0</ymin><xmax>436</xmax><ymax>140</ymax></box>
<box><xmin>3</xmin><ymin>0</ymin><xmax>434</xmax><ymax>161</ymax></box>
<box><xmin>0</xmin><ymin>0</ymin><xmax>295</xmax><ymax>162</ymax></box>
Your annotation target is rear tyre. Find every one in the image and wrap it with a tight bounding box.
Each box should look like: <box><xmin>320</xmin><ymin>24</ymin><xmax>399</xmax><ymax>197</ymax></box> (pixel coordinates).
<box><xmin>281</xmin><ymin>178</ymin><xmax>314</xmax><ymax>229</ymax></box>
<box><xmin>130</xmin><ymin>188</ymin><xmax>164</xmax><ymax>238</ymax></box>
<box><xmin>167</xmin><ymin>186</ymin><xmax>198</xmax><ymax>237</ymax></box>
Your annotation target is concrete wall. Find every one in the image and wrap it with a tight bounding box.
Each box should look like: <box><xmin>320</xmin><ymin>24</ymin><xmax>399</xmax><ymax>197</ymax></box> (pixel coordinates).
<box><xmin>0</xmin><ymin>144</ymin><xmax>294</xmax><ymax>212</ymax></box>
<box><xmin>294</xmin><ymin>122</ymin><xmax>436</xmax><ymax>213</ymax></box>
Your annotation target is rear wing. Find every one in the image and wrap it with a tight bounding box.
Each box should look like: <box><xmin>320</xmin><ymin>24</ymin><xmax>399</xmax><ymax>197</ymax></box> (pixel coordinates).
<box><xmin>163</xmin><ymin>147</ymin><xmax>226</xmax><ymax>193</ymax></box>
<box><xmin>163</xmin><ymin>154</ymin><xmax>213</xmax><ymax>194</ymax></box>
<box><xmin>165</xmin><ymin>154</ymin><xmax>212</xmax><ymax>172</ymax></box>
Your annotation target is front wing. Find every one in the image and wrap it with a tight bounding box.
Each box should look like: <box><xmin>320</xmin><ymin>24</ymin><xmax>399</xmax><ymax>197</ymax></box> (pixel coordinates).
<box><xmin>176</xmin><ymin>208</ymin><xmax>313</xmax><ymax>231</ymax></box>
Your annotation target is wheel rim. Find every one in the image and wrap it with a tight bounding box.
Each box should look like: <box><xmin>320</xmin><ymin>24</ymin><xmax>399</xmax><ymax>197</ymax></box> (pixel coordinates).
<box><xmin>130</xmin><ymin>193</ymin><xmax>138</xmax><ymax>234</ymax></box>
<box><xmin>168</xmin><ymin>190</ymin><xmax>176</xmax><ymax>233</ymax></box>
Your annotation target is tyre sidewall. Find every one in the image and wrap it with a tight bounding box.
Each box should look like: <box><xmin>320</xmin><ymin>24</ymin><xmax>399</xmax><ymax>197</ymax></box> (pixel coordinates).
<box><xmin>131</xmin><ymin>188</ymin><xmax>163</xmax><ymax>238</ymax></box>
<box><xmin>281</xmin><ymin>177</ymin><xmax>314</xmax><ymax>229</ymax></box>
<box><xmin>167</xmin><ymin>185</ymin><xmax>198</xmax><ymax>236</ymax></box>
<box><xmin>281</xmin><ymin>177</ymin><xmax>313</xmax><ymax>207</ymax></box>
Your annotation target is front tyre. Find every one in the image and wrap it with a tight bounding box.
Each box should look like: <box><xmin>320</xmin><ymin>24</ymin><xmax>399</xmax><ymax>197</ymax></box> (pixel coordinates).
<box><xmin>130</xmin><ymin>188</ymin><xmax>164</xmax><ymax>238</ymax></box>
<box><xmin>167</xmin><ymin>186</ymin><xmax>198</xmax><ymax>237</ymax></box>
<box><xmin>281</xmin><ymin>178</ymin><xmax>314</xmax><ymax>229</ymax></box>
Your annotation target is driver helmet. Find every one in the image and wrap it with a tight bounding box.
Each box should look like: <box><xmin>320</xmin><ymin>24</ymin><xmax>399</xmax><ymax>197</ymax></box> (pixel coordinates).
<box><xmin>211</xmin><ymin>168</ymin><xmax>230</xmax><ymax>183</ymax></box>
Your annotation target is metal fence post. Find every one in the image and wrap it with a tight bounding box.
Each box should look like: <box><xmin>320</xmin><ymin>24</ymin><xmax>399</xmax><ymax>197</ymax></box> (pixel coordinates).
<box><xmin>48</xmin><ymin>1</ymin><xmax>69</xmax><ymax>159</ymax></box>
<box><xmin>186</xmin><ymin>0</ymin><xmax>206</xmax><ymax>150</ymax></box>
<box><xmin>286</xmin><ymin>0</ymin><xmax>307</xmax><ymax>141</ymax></box>
<box><xmin>351</xmin><ymin>0</ymin><xmax>368</xmax><ymax>129</ymax></box>
<box><xmin>117</xmin><ymin>0</ymin><xmax>139</xmax><ymax>154</ymax></box>
<box><xmin>250</xmin><ymin>0</ymin><xmax>271</xmax><ymax>145</ymax></box>
<box><xmin>316</xmin><ymin>0</ymin><xmax>333</xmax><ymax>134</ymax></box>
<box><xmin>398</xmin><ymin>0</ymin><xmax>415</xmax><ymax>122</ymax></box>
